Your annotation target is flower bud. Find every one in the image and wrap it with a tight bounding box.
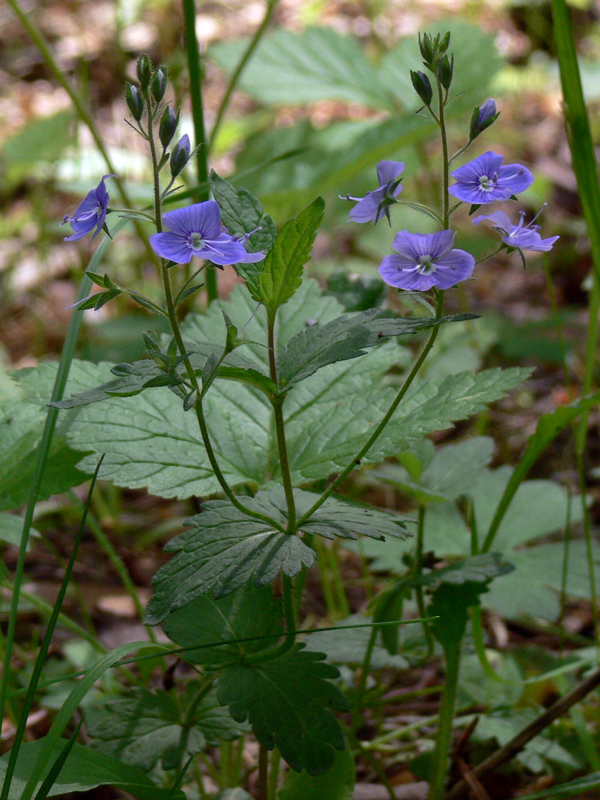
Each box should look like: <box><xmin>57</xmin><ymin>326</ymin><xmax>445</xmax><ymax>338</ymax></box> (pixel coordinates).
<box><xmin>170</xmin><ymin>133</ymin><xmax>191</xmax><ymax>178</ymax></box>
<box><xmin>438</xmin><ymin>32</ymin><xmax>451</xmax><ymax>54</ymax></box>
<box><xmin>151</xmin><ymin>66</ymin><xmax>168</xmax><ymax>103</ymax></box>
<box><xmin>136</xmin><ymin>53</ymin><xmax>153</xmax><ymax>89</ymax></box>
<box><xmin>469</xmin><ymin>99</ymin><xmax>499</xmax><ymax>140</ymax></box>
<box><xmin>410</xmin><ymin>70</ymin><xmax>433</xmax><ymax>106</ymax></box>
<box><xmin>159</xmin><ymin>106</ymin><xmax>179</xmax><ymax>148</ymax></box>
<box><xmin>125</xmin><ymin>83</ymin><xmax>144</xmax><ymax>121</ymax></box>
<box><xmin>438</xmin><ymin>53</ymin><xmax>453</xmax><ymax>90</ymax></box>
<box><xmin>418</xmin><ymin>33</ymin><xmax>434</xmax><ymax>65</ymax></box>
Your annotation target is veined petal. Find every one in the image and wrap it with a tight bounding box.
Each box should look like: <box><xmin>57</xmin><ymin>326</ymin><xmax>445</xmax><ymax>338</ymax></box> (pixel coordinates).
<box><xmin>392</xmin><ymin>230</ymin><xmax>454</xmax><ymax>260</ymax></box>
<box><xmin>448</xmin><ymin>182</ymin><xmax>511</xmax><ymax>204</ymax></box>
<box><xmin>496</xmin><ymin>164</ymin><xmax>534</xmax><ymax>195</ymax></box>
<box><xmin>377</xmin><ymin>161</ymin><xmax>404</xmax><ymax>187</ymax></box>
<box><xmin>163</xmin><ymin>200</ymin><xmax>222</xmax><ymax>238</ymax></box>
<box><xmin>451</xmin><ymin>151</ymin><xmax>503</xmax><ymax>184</ymax></box>
<box><xmin>432</xmin><ymin>248</ymin><xmax>475</xmax><ymax>287</ymax></box>
<box><xmin>150</xmin><ymin>231</ymin><xmax>193</xmax><ymax>263</ymax></box>
<box><xmin>201</xmin><ymin>236</ymin><xmax>248</xmax><ymax>266</ymax></box>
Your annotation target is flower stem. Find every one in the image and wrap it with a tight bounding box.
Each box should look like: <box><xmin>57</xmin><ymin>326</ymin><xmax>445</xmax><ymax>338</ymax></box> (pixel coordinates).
<box><xmin>267</xmin><ymin>309</ymin><xmax>296</xmax><ymax>532</ymax></box>
<box><xmin>437</xmin><ymin>79</ymin><xmax>450</xmax><ymax>228</ymax></box>
<box><xmin>295</xmin><ymin>290</ymin><xmax>445</xmax><ymax>527</ymax></box>
<box><xmin>181</xmin><ymin>0</ymin><xmax>217</xmax><ymax>303</ymax></box>
<box><xmin>429</xmin><ymin>641</ymin><xmax>461</xmax><ymax>800</ymax></box>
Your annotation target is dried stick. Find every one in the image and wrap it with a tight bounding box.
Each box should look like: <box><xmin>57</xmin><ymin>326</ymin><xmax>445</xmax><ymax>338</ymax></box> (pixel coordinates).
<box><xmin>445</xmin><ymin>667</ymin><xmax>600</xmax><ymax>800</ymax></box>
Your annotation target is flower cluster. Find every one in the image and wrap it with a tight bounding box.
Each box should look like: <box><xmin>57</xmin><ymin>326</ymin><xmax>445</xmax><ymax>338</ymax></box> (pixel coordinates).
<box><xmin>345</xmin><ymin>119</ymin><xmax>557</xmax><ymax>292</ymax></box>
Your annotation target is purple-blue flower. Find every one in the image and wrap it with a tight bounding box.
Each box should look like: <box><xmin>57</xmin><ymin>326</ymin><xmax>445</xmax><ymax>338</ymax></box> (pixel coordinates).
<box><xmin>150</xmin><ymin>200</ymin><xmax>263</xmax><ymax>265</ymax></box>
<box><xmin>448</xmin><ymin>151</ymin><xmax>534</xmax><ymax>205</ymax></box>
<box><xmin>477</xmin><ymin>99</ymin><xmax>497</xmax><ymax>129</ymax></box>
<box><xmin>346</xmin><ymin>161</ymin><xmax>405</xmax><ymax>224</ymax></box>
<box><xmin>62</xmin><ymin>174</ymin><xmax>116</xmax><ymax>241</ymax></box>
<box><xmin>473</xmin><ymin>209</ymin><xmax>559</xmax><ymax>252</ymax></box>
<box><xmin>379</xmin><ymin>230</ymin><xmax>475</xmax><ymax>291</ymax></box>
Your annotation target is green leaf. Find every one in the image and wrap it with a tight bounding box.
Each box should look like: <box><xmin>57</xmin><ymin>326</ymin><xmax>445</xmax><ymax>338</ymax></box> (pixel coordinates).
<box><xmin>0</xmin><ymin>740</ymin><xmax>184</xmax><ymax>800</ymax></box>
<box><xmin>210</xmin><ymin>27</ymin><xmax>392</xmax><ymax>110</ymax></box>
<box><xmin>209</xmin><ymin>171</ymin><xmax>276</xmax><ymax>300</ymax></box>
<box><xmin>277</xmin><ymin>747</ymin><xmax>354</xmax><ymax>800</ymax></box>
<box><xmin>371</xmin><ymin>437</ymin><xmax>495</xmax><ymax>504</ymax></box>
<box><xmin>408</xmin><ymin>553</ymin><xmax>515</xmax><ymax>590</ymax></box>
<box><xmin>258</xmin><ymin>198</ymin><xmax>325</xmax><ymax>309</ymax></box>
<box><xmin>429</xmin><ymin>582</ymin><xmax>488</xmax><ymax>653</ymax></box>
<box><xmin>0</xmin><ymin>396</ymin><xmax>90</xmax><ymax>512</ymax></box>
<box><xmin>87</xmin><ymin>687</ymin><xmax>244</xmax><ymax>772</ymax></box>
<box><xmin>161</xmin><ymin>583</ymin><xmax>284</xmax><ymax>668</ymax></box>
<box><xmin>276</xmin><ymin>311</ymin><xmax>475</xmax><ymax>390</ymax></box>
<box><xmin>0</xmin><ymin>513</ymin><xmax>39</xmax><ymax>547</ymax></box>
<box><xmin>295</xmin><ymin>492</ymin><xmax>408</xmax><ymax>541</ymax></box>
<box><xmin>304</xmin><ymin>615</ymin><xmax>408</xmax><ymax>669</ymax></box>
<box><xmin>145</xmin><ymin>493</ymin><xmax>315</xmax><ymax>624</ymax></box>
<box><xmin>216</xmin><ymin>645</ymin><xmax>349</xmax><ymax>775</ymax></box>
<box><xmin>2</xmin><ymin>112</ymin><xmax>74</xmax><ymax>187</ymax></box>
<box><xmin>15</xmin><ymin>283</ymin><xmax>525</xmax><ymax>500</ymax></box>
<box><xmin>49</xmin><ymin>361</ymin><xmax>160</xmax><ymax>409</ymax></box>
<box><xmin>325</xmin><ymin>270</ymin><xmax>386</xmax><ymax>312</ymax></box>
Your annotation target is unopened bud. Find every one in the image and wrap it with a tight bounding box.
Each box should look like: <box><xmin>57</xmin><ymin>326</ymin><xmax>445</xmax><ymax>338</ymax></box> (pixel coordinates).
<box><xmin>439</xmin><ymin>32</ymin><xmax>451</xmax><ymax>54</ymax></box>
<box><xmin>151</xmin><ymin>66</ymin><xmax>168</xmax><ymax>103</ymax></box>
<box><xmin>136</xmin><ymin>53</ymin><xmax>153</xmax><ymax>89</ymax></box>
<box><xmin>438</xmin><ymin>53</ymin><xmax>453</xmax><ymax>90</ymax></box>
<box><xmin>125</xmin><ymin>83</ymin><xmax>144</xmax><ymax>121</ymax></box>
<box><xmin>469</xmin><ymin>99</ymin><xmax>499</xmax><ymax>140</ymax></box>
<box><xmin>159</xmin><ymin>107</ymin><xmax>179</xmax><ymax>148</ymax></box>
<box><xmin>419</xmin><ymin>33</ymin><xmax>434</xmax><ymax>65</ymax></box>
<box><xmin>170</xmin><ymin>133</ymin><xmax>191</xmax><ymax>178</ymax></box>
<box><xmin>410</xmin><ymin>70</ymin><xmax>433</xmax><ymax>106</ymax></box>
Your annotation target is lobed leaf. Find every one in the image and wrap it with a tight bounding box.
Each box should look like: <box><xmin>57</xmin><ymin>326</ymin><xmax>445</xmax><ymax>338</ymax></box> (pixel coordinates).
<box><xmin>144</xmin><ymin>493</ymin><xmax>315</xmax><ymax>624</ymax></box>
<box><xmin>161</xmin><ymin>583</ymin><xmax>283</xmax><ymax>667</ymax></box>
<box><xmin>216</xmin><ymin>645</ymin><xmax>349</xmax><ymax>775</ymax></box>
<box><xmin>87</xmin><ymin>687</ymin><xmax>244</xmax><ymax>772</ymax></box>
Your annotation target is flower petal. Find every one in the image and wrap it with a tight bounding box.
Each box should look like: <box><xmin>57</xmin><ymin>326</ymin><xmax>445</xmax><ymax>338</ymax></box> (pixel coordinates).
<box><xmin>450</xmin><ymin>151</ymin><xmax>503</xmax><ymax>184</ymax></box>
<box><xmin>150</xmin><ymin>231</ymin><xmax>193</xmax><ymax>263</ymax></box>
<box><xmin>431</xmin><ymin>248</ymin><xmax>475</xmax><ymax>288</ymax></box>
<box><xmin>163</xmin><ymin>200</ymin><xmax>222</xmax><ymax>238</ymax></box>
<box><xmin>496</xmin><ymin>164</ymin><xmax>534</xmax><ymax>196</ymax></box>
<box><xmin>472</xmin><ymin>211</ymin><xmax>512</xmax><ymax>233</ymax></box>
<box><xmin>392</xmin><ymin>230</ymin><xmax>454</xmax><ymax>260</ymax></box>
<box><xmin>348</xmin><ymin>188</ymin><xmax>386</xmax><ymax>223</ymax></box>
<box><xmin>379</xmin><ymin>257</ymin><xmax>441</xmax><ymax>291</ymax></box>
<box><xmin>201</xmin><ymin>235</ymin><xmax>248</xmax><ymax>266</ymax></box>
<box><xmin>376</xmin><ymin>161</ymin><xmax>404</xmax><ymax>188</ymax></box>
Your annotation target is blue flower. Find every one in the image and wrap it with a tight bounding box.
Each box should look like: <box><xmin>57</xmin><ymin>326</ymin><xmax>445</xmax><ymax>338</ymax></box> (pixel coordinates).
<box><xmin>448</xmin><ymin>151</ymin><xmax>534</xmax><ymax>205</ymax></box>
<box><xmin>150</xmin><ymin>200</ymin><xmax>263</xmax><ymax>265</ymax></box>
<box><xmin>473</xmin><ymin>209</ymin><xmax>559</xmax><ymax>252</ymax></box>
<box><xmin>346</xmin><ymin>161</ymin><xmax>404</xmax><ymax>224</ymax></box>
<box><xmin>379</xmin><ymin>230</ymin><xmax>475</xmax><ymax>291</ymax></box>
<box><xmin>477</xmin><ymin>99</ymin><xmax>497</xmax><ymax>129</ymax></box>
<box><xmin>62</xmin><ymin>174</ymin><xmax>116</xmax><ymax>241</ymax></box>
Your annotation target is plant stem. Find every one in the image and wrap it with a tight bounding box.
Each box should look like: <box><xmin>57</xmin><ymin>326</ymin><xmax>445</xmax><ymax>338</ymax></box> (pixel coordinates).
<box><xmin>352</xmin><ymin>627</ymin><xmax>377</xmax><ymax>731</ymax></box>
<box><xmin>243</xmin><ymin>575</ymin><xmax>297</xmax><ymax>664</ymax></box>
<box><xmin>438</xmin><ymin>79</ymin><xmax>450</xmax><ymax>228</ymax></box>
<box><xmin>267</xmin><ymin>309</ymin><xmax>296</xmax><ymax>531</ymax></box>
<box><xmin>208</xmin><ymin>0</ymin><xmax>281</xmax><ymax>156</ymax></box>
<box><xmin>429</xmin><ymin>642</ymin><xmax>461</xmax><ymax>800</ymax></box>
<box><xmin>296</xmin><ymin>290</ymin><xmax>445</xmax><ymax>527</ymax></box>
<box><xmin>267</xmin><ymin>747</ymin><xmax>281</xmax><ymax>800</ymax></box>
<box><xmin>414</xmin><ymin>506</ymin><xmax>434</xmax><ymax>659</ymax></box>
<box><xmin>258</xmin><ymin>744</ymin><xmax>269</xmax><ymax>800</ymax></box>
<box><xmin>181</xmin><ymin>0</ymin><xmax>216</xmax><ymax>302</ymax></box>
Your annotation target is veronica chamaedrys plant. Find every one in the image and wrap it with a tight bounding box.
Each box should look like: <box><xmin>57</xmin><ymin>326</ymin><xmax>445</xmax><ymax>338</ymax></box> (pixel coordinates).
<box><xmin>62</xmin><ymin>174</ymin><xmax>116</xmax><ymax>241</ymax></box>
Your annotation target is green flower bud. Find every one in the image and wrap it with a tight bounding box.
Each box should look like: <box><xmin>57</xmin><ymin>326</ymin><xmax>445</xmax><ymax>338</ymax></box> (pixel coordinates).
<box><xmin>170</xmin><ymin>134</ymin><xmax>191</xmax><ymax>178</ymax></box>
<box><xmin>159</xmin><ymin>106</ymin><xmax>179</xmax><ymax>148</ymax></box>
<box><xmin>125</xmin><ymin>83</ymin><xmax>144</xmax><ymax>121</ymax></box>
<box><xmin>151</xmin><ymin>66</ymin><xmax>168</xmax><ymax>103</ymax></box>
<box><xmin>136</xmin><ymin>53</ymin><xmax>153</xmax><ymax>89</ymax></box>
<box><xmin>438</xmin><ymin>53</ymin><xmax>453</xmax><ymax>90</ymax></box>
<box><xmin>410</xmin><ymin>70</ymin><xmax>433</xmax><ymax>106</ymax></box>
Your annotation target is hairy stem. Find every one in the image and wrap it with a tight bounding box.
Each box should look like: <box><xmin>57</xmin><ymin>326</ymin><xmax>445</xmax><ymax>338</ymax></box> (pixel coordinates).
<box><xmin>296</xmin><ymin>290</ymin><xmax>445</xmax><ymax>527</ymax></box>
<box><xmin>430</xmin><ymin>642</ymin><xmax>461</xmax><ymax>800</ymax></box>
